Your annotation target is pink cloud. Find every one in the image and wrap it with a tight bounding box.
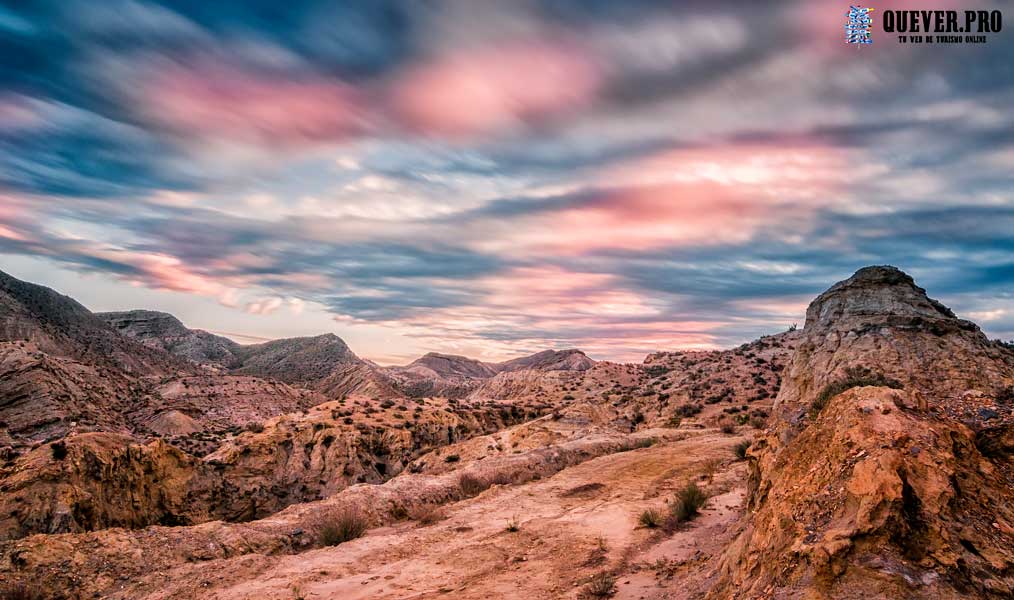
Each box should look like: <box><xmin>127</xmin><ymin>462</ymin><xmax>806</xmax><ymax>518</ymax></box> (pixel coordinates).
<box><xmin>493</xmin><ymin>142</ymin><xmax>849</xmax><ymax>254</ymax></box>
<box><xmin>391</xmin><ymin>40</ymin><xmax>602</xmax><ymax>138</ymax></box>
<box><xmin>141</xmin><ymin>61</ymin><xmax>371</xmax><ymax>144</ymax></box>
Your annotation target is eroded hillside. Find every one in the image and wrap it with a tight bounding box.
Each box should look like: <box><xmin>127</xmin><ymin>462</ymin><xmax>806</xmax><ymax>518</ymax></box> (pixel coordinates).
<box><xmin>3</xmin><ymin>266</ymin><xmax>1009</xmax><ymax>600</ymax></box>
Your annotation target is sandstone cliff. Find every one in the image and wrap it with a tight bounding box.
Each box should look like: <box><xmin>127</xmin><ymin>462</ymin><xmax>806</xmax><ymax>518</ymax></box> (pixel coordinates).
<box><xmin>713</xmin><ymin>266</ymin><xmax>1014</xmax><ymax>598</ymax></box>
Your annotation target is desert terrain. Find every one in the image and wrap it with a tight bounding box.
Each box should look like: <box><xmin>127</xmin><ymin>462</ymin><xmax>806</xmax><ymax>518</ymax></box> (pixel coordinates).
<box><xmin>0</xmin><ymin>265</ymin><xmax>1012</xmax><ymax>599</ymax></box>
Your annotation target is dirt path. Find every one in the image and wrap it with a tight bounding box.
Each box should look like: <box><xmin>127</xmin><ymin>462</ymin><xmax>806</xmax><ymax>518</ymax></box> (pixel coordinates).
<box><xmin>138</xmin><ymin>431</ymin><xmax>748</xmax><ymax>600</ymax></box>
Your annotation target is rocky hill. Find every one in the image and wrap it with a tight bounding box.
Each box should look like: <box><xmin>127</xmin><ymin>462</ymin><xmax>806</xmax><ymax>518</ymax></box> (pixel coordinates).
<box><xmin>0</xmin><ymin>270</ymin><xmax>190</xmax><ymax>377</ymax></box>
<box><xmin>99</xmin><ymin>310</ymin><xmax>240</xmax><ymax>369</ymax></box>
<box><xmin>381</xmin><ymin>349</ymin><xmax>595</xmax><ymax>399</ymax></box>
<box><xmin>497</xmin><ymin>348</ymin><xmax>595</xmax><ymax>373</ymax></box>
<box><xmin>712</xmin><ymin>266</ymin><xmax>1014</xmax><ymax>598</ymax></box>
<box><xmin>101</xmin><ymin>307</ymin><xmax>601</xmax><ymax>403</ymax></box>
<box><xmin>104</xmin><ymin>314</ymin><xmax>401</xmax><ymax>400</ymax></box>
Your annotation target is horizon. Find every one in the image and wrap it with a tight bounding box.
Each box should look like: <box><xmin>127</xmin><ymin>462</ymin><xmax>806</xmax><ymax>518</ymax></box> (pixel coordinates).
<box><xmin>0</xmin><ymin>261</ymin><xmax>1005</xmax><ymax>367</ymax></box>
<box><xmin>1</xmin><ymin>1</ymin><xmax>1012</xmax><ymax>363</ymax></box>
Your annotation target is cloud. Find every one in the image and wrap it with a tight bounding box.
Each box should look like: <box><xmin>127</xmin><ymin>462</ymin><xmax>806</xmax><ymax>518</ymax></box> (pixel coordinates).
<box><xmin>390</xmin><ymin>38</ymin><xmax>602</xmax><ymax>138</ymax></box>
<box><xmin>139</xmin><ymin>59</ymin><xmax>372</xmax><ymax>145</ymax></box>
<box><xmin>1</xmin><ymin>1</ymin><xmax>1012</xmax><ymax>360</ymax></box>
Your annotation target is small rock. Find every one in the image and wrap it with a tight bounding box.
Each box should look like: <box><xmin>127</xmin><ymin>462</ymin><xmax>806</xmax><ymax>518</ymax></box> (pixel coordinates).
<box><xmin>978</xmin><ymin>408</ymin><xmax>998</xmax><ymax>420</ymax></box>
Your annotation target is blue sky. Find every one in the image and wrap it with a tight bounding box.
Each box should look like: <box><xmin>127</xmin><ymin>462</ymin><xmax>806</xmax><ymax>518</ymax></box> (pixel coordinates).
<box><xmin>0</xmin><ymin>0</ymin><xmax>1012</xmax><ymax>363</ymax></box>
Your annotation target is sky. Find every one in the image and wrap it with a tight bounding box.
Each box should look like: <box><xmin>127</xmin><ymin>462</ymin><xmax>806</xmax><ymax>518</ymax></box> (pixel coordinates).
<box><xmin>0</xmin><ymin>0</ymin><xmax>1012</xmax><ymax>364</ymax></box>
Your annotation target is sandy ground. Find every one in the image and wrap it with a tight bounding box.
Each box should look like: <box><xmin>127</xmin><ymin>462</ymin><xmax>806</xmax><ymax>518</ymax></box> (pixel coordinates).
<box><xmin>134</xmin><ymin>430</ymin><xmax>748</xmax><ymax>600</ymax></box>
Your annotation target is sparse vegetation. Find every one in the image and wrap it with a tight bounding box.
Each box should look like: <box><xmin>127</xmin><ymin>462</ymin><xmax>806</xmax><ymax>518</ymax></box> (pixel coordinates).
<box><xmin>409</xmin><ymin>504</ymin><xmax>446</xmax><ymax>525</ymax></box>
<box><xmin>581</xmin><ymin>572</ymin><xmax>617</xmax><ymax>598</ymax></box>
<box><xmin>664</xmin><ymin>482</ymin><xmax>708</xmax><ymax>529</ymax></box>
<box><xmin>315</xmin><ymin>506</ymin><xmax>369</xmax><ymax>546</ymax></box>
<box><xmin>638</xmin><ymin>507</ymin><xmax>664</xmax><ymax>528</ymax></box>
<box><xmin>444</xmin><ymin>454</ymin><xmax>460</xmax><ymax>463</ymax></box>
<box><xmin>245</xmin><ymin>421</ymin><xmax>264</xmax><ymax>433</ymax></box>
<box><xmin>505</xmin><ymin>515</ymin><xmax>520</xmax><ymax>532</ymax></box>
<box><xmin>719</xmin><ymin>420</ymin><xmax>736</xmax><ymax>434</ymax></box>
<box><xmin>458</xmin><ymin>473</ymin><xmax>488</xmax><ymax>496</ymax></box>
<box><xmin>734</xmin><ymin>440</ymin><xmax>751</xmax><ymax>460</ymax></box>
<box><xmin>811</xmin><ymin>366</ymin><xmax>902</xmax><ymax>418</ymax></box>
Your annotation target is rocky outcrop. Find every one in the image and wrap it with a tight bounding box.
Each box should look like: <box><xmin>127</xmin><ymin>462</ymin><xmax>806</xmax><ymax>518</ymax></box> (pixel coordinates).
<box><xmin>0</xmin><ymin>433</ymin><xmax>212</xmax><ymax>540</ymax></box>
<box><xmin>0</xmin><ymin>342</ymin><xmax>140</xmax><ymax>444</ymax></box>
<box><xmin>99</xmin><ymin>310</ymin><xmax>240</xmax><ymax>369</ymax></box>
<box><xmin>200</xmin><ymin>398</ymin><xmax>548</xmax><ymax>522</ymax></box>
<box><xmin>713</xmin><ymin>266</ymin><xmax>1014</xmax><ymax>598</ymax></box>
<box><xmin>146</xmin><ymin>375</ymin><xmax>325</xmax><ymax>431</ymax></box>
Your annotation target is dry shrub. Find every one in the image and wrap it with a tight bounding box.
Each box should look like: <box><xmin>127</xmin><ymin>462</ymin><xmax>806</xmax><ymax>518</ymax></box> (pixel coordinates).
<box><xmin>458</xmin><ymin>473</ymin><xmax>489</xmax><ymax>496</ymax></box>
<box><xmin>663</xmin><ymin>482</ymin><xmax>707</xmax><ymax>531</ymax></box>
<box><xmin>489</xmin><ymin>470</ymin><xmax>520</xmax><ymax>486</ymax></box>
<box><xmin>408</xmin><ymin>504</ymin><xmax>446</xmax><ymax>526</ymax></box>
<box><xmin>733</xmin><ymin>440</ymin><xmax>751</xmax><ymax>460</ymax></box>
<box><xmin>315</xmin><ymin>506</ymin><xmax>369</xmax><ymax>546</ymax></box>
<box><xmin>638</xmin><ymin>507</ymin><xmax>663</xmax><ymax>529</ymax></box>
<box><xmin>700</xmin><ymin>458</ymin><xmax>722</xmax><ymax>482</ymax></box>
<box><xmin>581</xmin><ymin>572</ymin><xmax>616</xmax><ymax>598</ymax></box>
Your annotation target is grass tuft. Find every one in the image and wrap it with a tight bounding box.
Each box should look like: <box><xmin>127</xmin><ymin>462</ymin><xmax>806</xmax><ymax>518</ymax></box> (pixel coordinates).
<box><xmin>316</xmin><ymin>506</ymin><xmax>369</xmax><ymax>546</ymax></box>
<box><xmin>458</xmin><ymin>473</ymin><xmax>489</xmax><ymax>497</ymax></box>
<box><xmin>733</xmin><ymin>440</ymin><xmax>751</xmax><ymax>460</ymax></box>
<box><xmin>581</xmin><ymin>572</ymin><xmax>617</xmax><ymax>598</ymax></box>
<box><xmin>664</xmin><ymin>482</ymin><xmax>708</xmax><ymax>530</ymax></box>
<box><xmin>638</xmin><ymin>508</ymin><xmax>664</xmax><ymax>529</ymax></box>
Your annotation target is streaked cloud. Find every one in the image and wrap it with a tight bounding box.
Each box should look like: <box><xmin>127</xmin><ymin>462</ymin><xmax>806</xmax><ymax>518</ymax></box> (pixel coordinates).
<box><xmin>1</xmin><ymin>0</ymin><xmax>1012</xmax><ymax>361</ymax></box>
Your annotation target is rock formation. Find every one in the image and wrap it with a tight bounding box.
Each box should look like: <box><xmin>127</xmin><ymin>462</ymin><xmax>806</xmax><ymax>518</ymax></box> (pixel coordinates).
<box><xmin>713</xmin><ymin>266</ymin><xmax>1014</xmax><ymax>598</ymax></box>
<box><xmin>99</xmin><ymin>310</ymin><xmax>240</xmax><ymax>369</ymax></box>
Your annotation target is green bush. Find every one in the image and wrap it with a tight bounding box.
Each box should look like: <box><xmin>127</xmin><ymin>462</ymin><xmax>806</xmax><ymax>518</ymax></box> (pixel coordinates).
<box><xmin>811</xmin><ymin>366</ymin><xmax>902</xmax><ymax>418</ymax></box>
